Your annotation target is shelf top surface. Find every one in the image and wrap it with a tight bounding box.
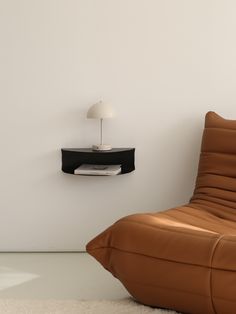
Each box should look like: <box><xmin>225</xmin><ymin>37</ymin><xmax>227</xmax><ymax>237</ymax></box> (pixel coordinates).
<box><xmin>61</xmin><ymin>148</ymin><xmax>135</xmax><ymax>153</ymax></box>
<box><xmin>61</xmin><ymin>148</ymin><xmax>134</xmax><ymax>154</ymax></box>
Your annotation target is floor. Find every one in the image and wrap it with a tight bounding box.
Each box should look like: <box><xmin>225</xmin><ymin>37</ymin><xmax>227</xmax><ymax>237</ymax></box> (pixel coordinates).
<box><xmin>0</xmin><ymin>253</ymin><xmax>128</xmax><ymax>299</ymax></box>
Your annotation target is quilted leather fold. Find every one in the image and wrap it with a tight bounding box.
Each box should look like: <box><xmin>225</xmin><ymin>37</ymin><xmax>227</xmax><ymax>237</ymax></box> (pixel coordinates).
<box><xmin>87</xmin><ymin>111</ymin><xmax>236</xmax><ymax>314</ymax></box>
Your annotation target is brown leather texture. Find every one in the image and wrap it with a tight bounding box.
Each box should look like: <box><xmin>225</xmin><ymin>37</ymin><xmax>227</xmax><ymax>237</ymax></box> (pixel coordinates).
<box><xmin>86</xmin><ymin>111</ymin><xmax>236</xmax><ymax>314</ymax></box>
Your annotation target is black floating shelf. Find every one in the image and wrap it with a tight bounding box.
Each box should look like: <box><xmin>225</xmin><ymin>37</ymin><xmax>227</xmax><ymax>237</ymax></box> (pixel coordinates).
<box><xmin>61</xmin><ymin>148</ymin><xmax>135</xmax><ymax>175</ymax></box>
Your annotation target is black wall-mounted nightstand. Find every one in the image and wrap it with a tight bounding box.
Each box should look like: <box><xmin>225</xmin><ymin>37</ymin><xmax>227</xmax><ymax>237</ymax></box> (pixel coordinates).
<box><xmin>61</xmin><ymin>148</ymin><xmax>135</xmax><ymax>175</ymax></box>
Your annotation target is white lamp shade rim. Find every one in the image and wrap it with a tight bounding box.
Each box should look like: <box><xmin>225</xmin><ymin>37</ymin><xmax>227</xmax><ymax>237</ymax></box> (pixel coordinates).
<box><xmin>87</xmin><ymin>101</ymin><xmax>114</xmax><ymax>119</ymax></box>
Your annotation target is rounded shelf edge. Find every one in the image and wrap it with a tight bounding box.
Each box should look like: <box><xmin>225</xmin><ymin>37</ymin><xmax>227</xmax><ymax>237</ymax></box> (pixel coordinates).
<box><xmin>61</xmin><ymin>147</ymin><xmax>135</xmax><ymax>176</ymax></box>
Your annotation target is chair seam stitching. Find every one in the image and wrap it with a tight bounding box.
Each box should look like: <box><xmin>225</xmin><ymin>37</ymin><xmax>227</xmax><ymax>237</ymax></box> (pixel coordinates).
<box><xmin>120</xmin><ymin>219</ymin><xmax>219</xmax><ymax>239</ymax></box>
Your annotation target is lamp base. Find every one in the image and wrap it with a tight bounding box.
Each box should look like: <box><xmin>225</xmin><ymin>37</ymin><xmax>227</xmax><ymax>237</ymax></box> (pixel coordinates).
<box><xmin>92</xmin><ymin>144</ymin><xmax>112</xmax><ymax>151</ymax></box>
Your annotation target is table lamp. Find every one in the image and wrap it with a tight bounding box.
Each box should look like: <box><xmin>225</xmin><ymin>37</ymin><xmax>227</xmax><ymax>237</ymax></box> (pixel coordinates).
<box><xmin>87</xmin><ymin>101</ymin><xmax>114</xmax><ymax>151</ymax></box>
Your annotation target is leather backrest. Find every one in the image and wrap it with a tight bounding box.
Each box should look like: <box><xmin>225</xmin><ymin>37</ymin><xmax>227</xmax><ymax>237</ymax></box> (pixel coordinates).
<box><xmin>191</xmin><ymin>111</ymin><xmax>236</xmax><ymax>211</ymax></box>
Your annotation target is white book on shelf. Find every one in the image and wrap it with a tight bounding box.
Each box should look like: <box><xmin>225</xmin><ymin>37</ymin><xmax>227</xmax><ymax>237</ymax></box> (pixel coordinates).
<box><xmin>74</xmin><ymin>164</ymin><xmax>122</xmax><ymax>176</ymax></box>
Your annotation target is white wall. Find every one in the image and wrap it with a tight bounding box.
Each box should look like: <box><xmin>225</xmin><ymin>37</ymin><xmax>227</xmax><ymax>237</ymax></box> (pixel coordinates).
<box><xmin>1</xmin><ymin>0</ymin><xmax>236</xmax><ymax>251</ymax></box>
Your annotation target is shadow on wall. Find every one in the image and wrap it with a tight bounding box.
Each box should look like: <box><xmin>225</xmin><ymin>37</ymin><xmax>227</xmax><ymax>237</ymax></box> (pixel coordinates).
<box><xmin>149</xmin><ymin>114</ymin><xmax>203</xmax><ymax>210</ymax></box>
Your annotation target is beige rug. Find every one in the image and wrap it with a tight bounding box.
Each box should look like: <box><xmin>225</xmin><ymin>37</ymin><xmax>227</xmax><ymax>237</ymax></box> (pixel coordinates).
<box><xmin>0</xmin><ymin>298</ymin><xmax>179</xmax><ymax>314</ymax></box>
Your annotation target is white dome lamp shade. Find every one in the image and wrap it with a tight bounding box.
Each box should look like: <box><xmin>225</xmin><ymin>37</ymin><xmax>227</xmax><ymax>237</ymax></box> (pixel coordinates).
<box><xmin>87</xmin><ymin>101</ymin><xmax>114</xmax><ymax>151</ymax></box>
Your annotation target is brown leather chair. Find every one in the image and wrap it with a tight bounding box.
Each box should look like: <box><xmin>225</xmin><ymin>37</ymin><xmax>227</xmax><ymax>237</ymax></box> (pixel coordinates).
<box><xmin>87</xmin><ymin>112</ymin><xmax>236</xmax><ymax>314</ymax></box>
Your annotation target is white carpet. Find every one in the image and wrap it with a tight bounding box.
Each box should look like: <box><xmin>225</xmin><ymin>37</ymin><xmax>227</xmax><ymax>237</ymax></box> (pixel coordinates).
<box><xmin>0</xmin><ymin>298</ymin><xmax>179</xmax><ymax>314</ymax></box>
